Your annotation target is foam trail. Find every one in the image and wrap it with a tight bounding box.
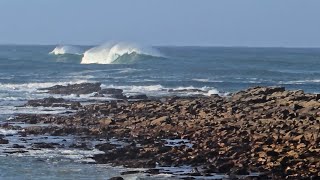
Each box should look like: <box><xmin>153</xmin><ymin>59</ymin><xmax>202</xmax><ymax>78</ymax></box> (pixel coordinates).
<box><xmin>50</xmin><ymin>45</ymin><xmax>84</xmax><ymax>55</ymax></box>
<box><xmin>81</xmin><ymin>42</ymin><xmax>161</xmax><ymax>64</ymax></box>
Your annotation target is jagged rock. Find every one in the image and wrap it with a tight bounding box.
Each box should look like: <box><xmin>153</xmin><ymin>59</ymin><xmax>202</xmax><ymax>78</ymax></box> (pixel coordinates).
<box><xmin>39</xmin><ymin>83</ymin><xmax>101</xmax><ymax>95</ymax></box>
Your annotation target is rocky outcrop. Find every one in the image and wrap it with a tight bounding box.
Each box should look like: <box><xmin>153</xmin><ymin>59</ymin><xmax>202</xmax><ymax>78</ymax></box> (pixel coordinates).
<box><xmin>5</xmin><ymin>86</ymin><xmax>320</xmax><ymax>179</ymax></box>
<box><xmin>39</xmin><ymin>83</ymin><xmax>101</xmax><ymax>95</ymax></box>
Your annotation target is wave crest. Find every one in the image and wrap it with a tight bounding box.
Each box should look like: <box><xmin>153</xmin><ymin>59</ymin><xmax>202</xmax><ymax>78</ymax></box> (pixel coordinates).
<box><xmin>50</xmin><ymin>45</ymin><xmax>84</xmax><ymax>55</ymax></box>
<box><xmin>81</xmin><ymin>42</ymin><xmax>161</xmax><ymax>64</ymax></box>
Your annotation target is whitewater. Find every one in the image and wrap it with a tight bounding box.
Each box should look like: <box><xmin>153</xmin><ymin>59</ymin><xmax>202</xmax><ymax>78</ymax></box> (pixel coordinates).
<box><xmin>48</xmin><ymin>42</ymin><xmax>162</xmax><ymax>64</ymax></box>
<box><xmin>49</xmin><ymin>45</ymin><xmax>84</xmax><ymax>55</ymax></box>
<box><xmin>81</xmin><ymin>42</ymin><xmax>161</xmax><ymax>64</ymax></box>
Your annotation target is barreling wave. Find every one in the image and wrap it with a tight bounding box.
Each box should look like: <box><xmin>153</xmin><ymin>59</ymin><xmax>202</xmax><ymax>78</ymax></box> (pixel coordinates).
<box><xmin>50</xmin><ymin>45</ymin><xmax>84</xmax><ymax>55</ymax></box>
<box><xmin>81</xmin><ymin>42</ymin><xmax>162</xmax><ymax>64</ymax></box>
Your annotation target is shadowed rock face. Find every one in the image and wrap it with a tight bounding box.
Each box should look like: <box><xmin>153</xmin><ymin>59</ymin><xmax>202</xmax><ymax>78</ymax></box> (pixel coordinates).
<box><xmin>0</xmin><ymin>138</ymin><xmax>9</xmax><ymax>144</ymax></box>
<box><xmin>4</xmin><ymin>86</ymin><xmax>320</xmax><ymax>179</ymax></box>
<box><xmin>39</xmin><ymin>83</ymin><xmax>102</xmax><ymax>95</ymax></box>
<box><xmin>26</xmin><ymin>97</ymin><xmax>67</xmax><ymax>107</ymax></box>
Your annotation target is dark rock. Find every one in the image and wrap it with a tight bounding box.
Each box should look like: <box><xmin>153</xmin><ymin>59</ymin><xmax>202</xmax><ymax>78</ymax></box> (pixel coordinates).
<box><xmin>95</xmin><ymin>143</ymin><xmax>118</xmax><ymax>151</ymax></box>
<box><xmin>128</xmin><ymin>94</ymin><xmax>148</xmax><ymax>100</ymax></box>
<box><xmin>69</xmin><ymin>143</ymin><xmax>90</xmax><ymax>150</ymax></box>
<box><xmin>168</xmin><ymin>88</ymin><xmax>207</xmax><ymax>93</ymax></box>
<box><xmin>145</xmin><ymin>169</ymin><xmax>160</xmax><ymax>174</ymax></box>
<box><xmin>3</xmin><ymin>150</ymin><xmax>28</xmax><ymax>154</ymax></box>
<box><xmin>70</xmin><ymin>102</ymin><xmax>81</xmax><ymax>110</ymax></box>
<box><xmin>110</xmin><ymin>94</ymin><xmax>127</xmax><ymax>99</ymax></box>
<box><xmin>99</xmin><ymin>88</ymin><xmax>123</xmax><ymax>95</ymax></box>
<box><xmin>292</xmin><ymin>104</ymin><xmax>303</xmax><ymax>111</ymax></box>
<box><xmin>93</xmin><ymin>93</ymin><xmax>105</xmax><ymax>97</ymax></box>
<box><xmin>26</xmin><ymin>97</ymin><xmax>66</xmax><ymax>107</ymax></box>
<box><xmin>218</xmin><ymin>161</ymin><xmax>234</xmax><ymax>173</ymax></box>
<box><xmin>244</xmin><ymin>95</ymin><xmax>267</xmax><ymax>104</ymax></box>
<box><xmin>32</xmin><ymin>142</ymin><xmax>60</xmax><ymax>149</ymax></box>
<box><xmin>108</xmin><ymin>177</ymin><xmax>124</xmax><ymax>180</ymax></box>
<box><xmin>230</xmin><ymin>167</ymin><xmax>249</xmax><ymax>175</ymax></box>
<box><xmin>120</xmin><ymin>171</ymin><xmax>142</xmax><ymax>175</ymax></box>
<box><xmin>12</xmin><ymin>144</ymin><xmax>25</xmax><ymax>148</ymax></box>
<box><xmin>0</xmin><ymin>138</ymin><xmax>9</xmax><ymax>144</ymax></box>
<box><xmin>39</xmin><ymin>83</ymin><xmax>101</xmax><ymax>95</ymax></box>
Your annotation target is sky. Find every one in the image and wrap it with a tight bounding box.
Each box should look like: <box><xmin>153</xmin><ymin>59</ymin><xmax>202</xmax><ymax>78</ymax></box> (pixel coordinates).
<box><xmin>0</xmin><ymin>0</ymin><xmax>320</xmax><ymax>47</ymax></box>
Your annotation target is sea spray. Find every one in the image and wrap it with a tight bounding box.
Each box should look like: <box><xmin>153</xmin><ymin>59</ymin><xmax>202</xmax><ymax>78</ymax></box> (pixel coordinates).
<box><xmin>81</xmin><ymin>42</ymin><xmax>161</xmax><ymax>64</ymax></box>
<box><xmin>50</xmin><ymin>45</ymin><xmax>84</xmax><ymax>55</ymax></box>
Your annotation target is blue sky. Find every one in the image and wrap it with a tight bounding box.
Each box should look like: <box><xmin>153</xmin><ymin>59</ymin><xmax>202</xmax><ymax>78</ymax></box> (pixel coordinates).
<box><xmin>0</xmin><ymin>0</ymin><xmax>320</xmax><ymax>47</ymax></box>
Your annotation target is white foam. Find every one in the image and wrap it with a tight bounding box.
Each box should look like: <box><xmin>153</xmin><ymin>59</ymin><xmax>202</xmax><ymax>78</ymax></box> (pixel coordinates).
<box><xmin>0</xmin><ymin>105</ymin><xmax>72</xmax><ymax>115</ymax></box>
<box><xmin>102</xmin><ymin>84</ymin><xmax>164</xmax><ymax>92</ymax></box>
<box><xmin>101</xmin><ymin>84</ymin><xmax>222</xmax><ymax>97</ymax></box>
<box><xmin>81</xmin><ymin>42</ymin><xmax>161</xmax><ymax>64</ymax></box>
<box><xmin>50</xmin><ymin>45</ymin><xmax>84</xmax><ymax>55</ymax></box>
<box><xmin>207</xmin><ymin>89</ymin><xmax>219</xmax><ymax>95</ymax></box>
<box><xmin>0</xmin><ymin>128</ymin><xmax>19</xmax><ymax>135</ymax></box>
<box><xmin>192</xmin><ymin>78</ymin><xmax>224</xmax><ymax>83</ymax></box>
<box><xmin>0</xmin><ymin>80</ymin><xmax>89</xmax><ymax>92</ymax></box>
<box><xmin>280</xmin><ymin>79</ymin><xmax>320</xmax><ymax>84</ymax></box>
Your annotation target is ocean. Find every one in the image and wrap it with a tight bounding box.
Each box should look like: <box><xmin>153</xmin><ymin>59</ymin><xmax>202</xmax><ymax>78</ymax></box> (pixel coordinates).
<box><xmin>1</xmin><ymin>44</ymin><xmax>320</xmax><ymax>179</ymax></box>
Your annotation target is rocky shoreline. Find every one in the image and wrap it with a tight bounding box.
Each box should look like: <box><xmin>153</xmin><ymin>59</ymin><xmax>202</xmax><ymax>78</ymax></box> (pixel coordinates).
<box><xmin>2</xmin><ymin>83</ymin><xmax>320</xmax><ymax>179</ymax></box>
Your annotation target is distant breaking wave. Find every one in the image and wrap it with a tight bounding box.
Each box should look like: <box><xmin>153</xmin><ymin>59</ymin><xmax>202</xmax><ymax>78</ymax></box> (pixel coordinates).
<box><xmin>81</xmin><ymin>42</ymin><xmax>161</xmax><ymax>64</ymax></box>
<box><xmin>50</xmin><ymin>45</ymin><xmax>84</xmax><ymax>55</ymax></box>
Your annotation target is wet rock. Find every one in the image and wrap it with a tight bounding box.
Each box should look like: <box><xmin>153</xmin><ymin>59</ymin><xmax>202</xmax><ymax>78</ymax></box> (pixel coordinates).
<box><xmin>0</xmin><ymin>138</ymin><xmax>9</xmax><ymax>144</ymax></box>
<box><xmin>99</xmin><ymin>88</ymin><xmax>123</xmax><ymax>95</ymax></box>
<box><xmin>39</xmin><ymin>82</ymin><xmax>101</xmax><ymax>95</ymax></box>
<box><xmin>108</xmin><ymin>177</ymin><xmax>124</xmax><ymax>180</ymax></box>
<box><xmin>230</xmin><ymin>166</ymin><xmax>250</xmax><ymax>175</ymax></box>
<box><xmin>95</xmin><ymin>143</ymin><xmax>118</xmax><ymax>151</ymax></box>
<box><xmin>26</xmin><ymin>97</ymin><xmax>67</xmax><ymax>107</ymax></box>
<box><xmin>168</xmin><ymin>88</ymin><xmax>207</xmax><ymax>93</ymax></box>
<box><xmin>3</xmin><ymin>150</ymin><xmax>28</xmax><ymax>154</ymax></box>
<box><xmin>128</xmin><ymin>94</ymin><xmax>148</xmax><ymax>100</ymax></box>
<box><xmin>93</xmin><ymin>93</ymin><xmax>104</xmax><ymax>97</ymax></box>
<box><xmin>145</xmin><ymin>169</ymin><xmax>160</xmax><ymax>174</ymax></box>
<box><xmin>70</xmin><ymin>102</ymin><xmax>82</xmax><ymax>110</ymax></box>
<box><xmin>110</xmin><ymin>94</ymin><xmax>127</xmax><ymax>99</ymax></box>
<box><xmin>32</xmin><ymin>142</ymin><xmax>60</xmax><ymax>149</ymax></box>
<box><xmin>120</xmin><ymin>170</ymin><xmax>142</xmax><ymax>175</ymax></box>
<box><xmin>217</xmin><ymin>161</ymin><xmax>235</xmax><ymax>173</ymax></box>
<box><xmin>12</xmin><ymin>144</ymin><xmax>26</xmax><ymax>148</ymax></box>
<box><xmin>69</xmin><ymin>143</ymin><xmax>90</xmax><ymax>150</ymax></box>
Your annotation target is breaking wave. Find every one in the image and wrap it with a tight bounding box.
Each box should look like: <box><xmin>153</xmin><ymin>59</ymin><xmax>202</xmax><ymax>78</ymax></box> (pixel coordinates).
<box><xmin>50</xmin><ymin>45</ymin><xmax>84</xmax><ymax>55</ymax></box>
<box><xmin>81</xmin><ymin>42</ymin><xmax>161</xmax><ymax>64</ymax></box>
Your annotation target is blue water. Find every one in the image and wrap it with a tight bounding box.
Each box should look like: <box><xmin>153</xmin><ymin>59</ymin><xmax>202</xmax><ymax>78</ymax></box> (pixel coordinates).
<box><xmin>1</xmin><ymin>45</ymin><xmax>320</xmax><ymax>179</ymax></box>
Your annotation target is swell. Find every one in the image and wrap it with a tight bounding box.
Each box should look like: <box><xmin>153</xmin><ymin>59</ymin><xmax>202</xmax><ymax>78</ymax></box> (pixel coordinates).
<box><xmin>81</xmin><ymin>42</ymin><xmax>162</xmax><ymax>64</ymax></box>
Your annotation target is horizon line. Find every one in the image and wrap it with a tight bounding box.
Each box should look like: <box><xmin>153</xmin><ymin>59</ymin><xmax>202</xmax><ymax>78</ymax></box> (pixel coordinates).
<box><xmin>0</xmin><ymin>43</ymin><xmax>320</xmax><ymax>49</ymax></box>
